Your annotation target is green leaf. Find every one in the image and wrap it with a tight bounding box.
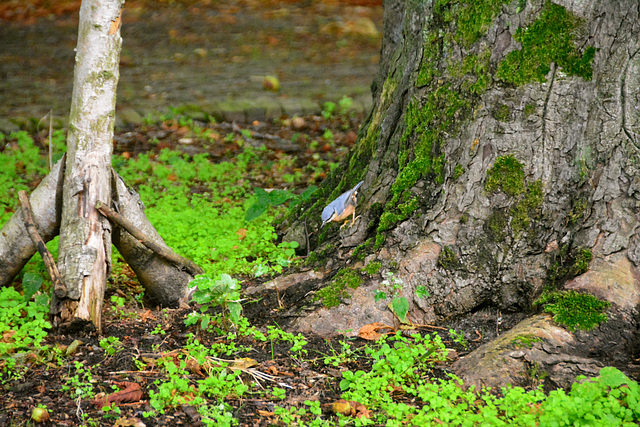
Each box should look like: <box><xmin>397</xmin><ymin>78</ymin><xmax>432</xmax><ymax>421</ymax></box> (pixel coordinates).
<box><xmin>192</xmin><ymin>290</ymin><xmax>214</xmax><ymax>304</ymax></box>
<box><xmin>299</xmin><ymin>186</ymin><xmax>317</xmax><ymax>201</ymax></box>
<box><xmin>200</xmin><ymin>315</ymin><xmax>210</xmax><ymax>331</ymax></box>
<box><xmin>374</xmin><ymin>290</ymin><xmax>387</xmax><ymax>302</ymax></box>
<box><xmin>391</xmin><ymin>296</ymin><xmax>409</xmax><ymax>324</ymax></box>
<box><xmin>227</xmin><ymin>302</ymin><xmax>242</xmax><ymax>325</ymax></box>
<box><xmin>245</xmin><ymin>202</ymin><xmax>268</xmax><ymax>222</ymax></box>
<box><xmin>416</xmin><ymin>285</ymin><xmax>430</xmax><ymax>299</ymax></box>
<box><xmin>267</xmin><ymin>189</ymin><xmax>293</xmax><ymax>206</ymax></box>
<box><xmin>598</xmin><ymin>367</ymin><xmax>630</xmax><ymax>388</ymax></box>
<box><xmin>22</xmin><ymin>273</ymin><xmax>43</xmax><ymax>302</ymax></box>
<box><xmin>254</xmin><ymin>187</ymin><xmax>270</xmax><ymax>204</ymax></box>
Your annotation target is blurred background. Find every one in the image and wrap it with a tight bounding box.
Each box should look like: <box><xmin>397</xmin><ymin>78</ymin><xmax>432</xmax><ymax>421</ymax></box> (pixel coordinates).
<box><xmin>0</xmin><ymin>0</ymin><xmax>383</xmax><ymax>125</ymax></box>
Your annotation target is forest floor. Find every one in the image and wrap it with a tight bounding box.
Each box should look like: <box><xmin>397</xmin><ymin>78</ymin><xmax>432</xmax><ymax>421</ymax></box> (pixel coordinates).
<box><xmin>0</xmin><ymin>112</ymin><xmax>531</xmax><ymax>427</ymax></box>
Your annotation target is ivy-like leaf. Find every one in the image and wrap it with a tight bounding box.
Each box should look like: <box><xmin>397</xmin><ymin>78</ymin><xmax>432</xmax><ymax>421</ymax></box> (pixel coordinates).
<box><xmin>268</xmin><ymin>189</ymin><xmax>293</xmax><ymax>206</ymax></box>
<box><xmin>228</xmin><ymin>302</ymin><xmax>242</xmax><ymax>325</ymax></box>
<box><xmin>22</xmin><ymin>272</ymin><xmax>43</xmax><ymax>302</ymax></box>
<box><xmin>245</xmin><ymin>202</ymin><xmax>268</xmax><ymax>222</ymax></box>
<box><xmin>391</xmin><ymin>296</ymin><xmax>409</xmax><ymax>324</ymax></box>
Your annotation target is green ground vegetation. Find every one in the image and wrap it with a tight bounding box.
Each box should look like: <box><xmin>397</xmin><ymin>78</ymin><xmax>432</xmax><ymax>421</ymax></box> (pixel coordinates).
<box><xmin>0</xmin><ymin>121</ymin><xmax>638</xmax><ymax>424</ymax></box>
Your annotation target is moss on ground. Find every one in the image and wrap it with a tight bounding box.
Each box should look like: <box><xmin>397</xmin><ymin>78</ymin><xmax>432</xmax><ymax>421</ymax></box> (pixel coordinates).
<box><xmin>315</xmin><ymin>268</ymin><xmax>364</xmax><ymax>308</ymax></box>
<box><xmin>511</xmin><ymin>334</ymin><xmax>542</xmax><ymax>349</ymax></box>
<box><xmin>363</xmin><ymin>261</ymin><xmax>382</xmax><ymax>276</ymax></box>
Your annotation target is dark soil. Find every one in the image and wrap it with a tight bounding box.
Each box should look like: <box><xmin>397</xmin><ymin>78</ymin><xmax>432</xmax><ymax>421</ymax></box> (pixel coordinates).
<box><xmin>0</xmin><ymin>296</ymin><xmax>521</xmax><ymax>427</ymax></box>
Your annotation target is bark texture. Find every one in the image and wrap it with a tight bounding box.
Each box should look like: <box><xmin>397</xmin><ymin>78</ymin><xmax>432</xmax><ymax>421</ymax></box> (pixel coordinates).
<box><xmin>111</xmin><ymin>173</ymin><xmax>195</xmax><ymax>308</ymax></box>
<box><xmin>280</xmin><ymin>0</ymin><xmax>640</xmax><ymax>387</ymax></box>
<box><xmin>0</xmin><ymin>158</ymin><xmax>64</xmax><ymax>287</ymax></box>
<box><xmin>57</xmin><ymin>0</ymin><xmax>123</xmax><ymax>332</ymax></box>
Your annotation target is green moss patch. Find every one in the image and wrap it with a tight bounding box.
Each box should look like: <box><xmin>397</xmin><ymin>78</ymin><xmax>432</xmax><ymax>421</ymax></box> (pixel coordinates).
<box><xmin>436</xmin><ymin>0</ymin><xmax>511</xmax><ymax>48</ymax></box>
<box><xmin>547</xmin><ymin>246</ymin><xmax>593</xmax><ymax>287</ymax></box>
<box><xmin>363</xmin><ymin>261</ymin><xmax>382</xmax><ymax>276</ymax></box>
<box><xmin>511</xmin><ymin>334</ymin><xmax>542</xmax><ymax>349</ymax></box>
<box><xmin>492</xmin><ymin>103</ymin><xmax>511</xmax><ymax>122</ymax></box>
<box><xmin>485</xmin><ymin>156</ymin><xmax>543</xmax><ymax>237</ymax></box>
<box><xmin>315</xmin><ymin>268</ymin><xmax>364</xmax><ymax>308</ymax></box>
<box><xmin>438</xmin><ymin>246</ymin><xmax>461</xmax><ymax>270</ymax></box>
<box><xmin>535</xmin><ymin>290</ymin><xmax>610</xmax><ymax>332</ymax></box>
<box><xmin>486</xmin><ymin>154</ymin><xmax>526</xmax><ymax>197</ymax></box>
<box><xmin>496</xmin><ymin>1</ymin><xmax>596</xmax><ymax>85</ymax></box>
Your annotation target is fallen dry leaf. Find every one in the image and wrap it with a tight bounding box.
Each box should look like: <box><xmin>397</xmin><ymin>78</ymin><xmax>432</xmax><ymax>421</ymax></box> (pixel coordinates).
<box><xmin>139</xmin><ymin>309</ymin><xmax>156</xmax><ymax>322</ymax></box>
<box><xmin>236</xmin><ymin>228</ymin><xmax>247</xmax><ymax>240</ymax></box>
<box><xmin>92</xmin><ymin>382</ymin><xmax>143</xmax><ymax>407</ymax></box>
<box><xmin>358</xmin><ymin>322</ymin><xmax>393</xmax><ymax>340</ymax></box>
<box><xmin>332</xmin><ymin>399</ymin><xmax>371</xmax><ymax>418</ymax></box>
<box><xmin>266</xmin><ymin>365</ymin><xmax>278</xmax><ymax>375</ymax></box>
<box><xmin>231</xmin><ymin>357</ymin><xmax>258</xmax><ymax>370</ymax></box>
<box><xmin>332</xmin><ymin>399</ymin><xmax>354</xmax><ymax>416</ymax></box>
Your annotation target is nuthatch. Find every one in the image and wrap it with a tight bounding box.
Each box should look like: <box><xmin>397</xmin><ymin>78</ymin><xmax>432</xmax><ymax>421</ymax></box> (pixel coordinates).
<box><xmin>321</xmin><ymin>181</ymin><xmax>364</xmax><ymax>228</ymax></box>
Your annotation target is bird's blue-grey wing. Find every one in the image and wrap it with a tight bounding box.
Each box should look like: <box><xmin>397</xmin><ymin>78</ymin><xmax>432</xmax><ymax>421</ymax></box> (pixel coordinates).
<box><xmin>321</xmin><ymin>203</ymin><xmax>336</xmax><ymax>222</ymax></box>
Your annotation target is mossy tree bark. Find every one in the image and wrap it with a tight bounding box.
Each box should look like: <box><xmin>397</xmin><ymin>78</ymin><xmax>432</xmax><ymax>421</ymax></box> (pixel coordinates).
<box><xmin>281</xmin><ymin>0</ymin><xmax>640</xmax><ymax>388</ymax></box>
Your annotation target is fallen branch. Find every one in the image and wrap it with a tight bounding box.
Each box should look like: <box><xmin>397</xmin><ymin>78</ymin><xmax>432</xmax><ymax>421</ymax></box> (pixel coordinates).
<box><xmin>95</xmin><ymin>200</ymin><xmax>204</xmax><ymax>277</ymax></box>
<box><xmin>18</xmin><ymin>190</ymin><xmax>67</xmax><ymax>298</ymax></box>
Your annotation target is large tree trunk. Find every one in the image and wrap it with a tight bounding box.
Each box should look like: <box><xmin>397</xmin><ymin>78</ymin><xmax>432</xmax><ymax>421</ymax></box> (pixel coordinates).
<box><xmin>277</xmin><ymin>0</ymin><xmax>640</xmax><ymax>388</ymax></box>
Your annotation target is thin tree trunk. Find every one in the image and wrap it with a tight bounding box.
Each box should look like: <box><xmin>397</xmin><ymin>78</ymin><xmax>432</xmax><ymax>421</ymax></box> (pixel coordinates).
<box><xmin>56</xmin><ymin>0</ymin><xmax>124</xmax><ymax>333</ymax></box>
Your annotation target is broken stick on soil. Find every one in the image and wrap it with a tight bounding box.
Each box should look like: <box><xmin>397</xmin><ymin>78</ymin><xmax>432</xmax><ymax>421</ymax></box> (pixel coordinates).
<box><xmin>18</xmin><ymin>190</ymin><xmax>67</xmax><ymax>298</ymax></box>
<box><xmin>95</xmin><ymin>200</ymin><xmax>204</xmax><ymax>277</ymax></box>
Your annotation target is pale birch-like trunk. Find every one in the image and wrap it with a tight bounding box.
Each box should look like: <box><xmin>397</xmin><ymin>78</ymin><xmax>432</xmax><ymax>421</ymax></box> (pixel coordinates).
<box><xmin>56</xmin><ymin>0</ymin><xmax>123</xmax><ymax>333</ymax></box>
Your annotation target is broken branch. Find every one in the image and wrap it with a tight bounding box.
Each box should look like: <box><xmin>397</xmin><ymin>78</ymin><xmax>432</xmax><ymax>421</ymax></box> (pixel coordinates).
<box><xmin>18</xmin><ymin>190</ymin><xmax>67</xmax><ymax>298</ymax></box>
<box><xmin>95</xmin><ymin>200</ymin><xmax>204</xmax><ymax>276</ymax></box>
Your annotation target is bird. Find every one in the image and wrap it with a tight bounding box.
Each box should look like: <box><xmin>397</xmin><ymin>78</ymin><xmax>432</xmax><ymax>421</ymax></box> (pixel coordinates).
<box><xmin>321</xmin><ymin>181</ymin><xmax>364</xmax><ymax>229</ymax></box>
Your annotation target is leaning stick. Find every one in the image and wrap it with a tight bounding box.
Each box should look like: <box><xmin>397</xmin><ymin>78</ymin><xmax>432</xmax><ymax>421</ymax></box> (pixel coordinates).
<box><xmin>95</xmin><ymin>200</ymin><xmax>204</xmax><ymax>276</ymax></box>
<box><xmin>18</xmin><ymin>190</ymin><xmax>68</xmax><ymax>298</ymax></box>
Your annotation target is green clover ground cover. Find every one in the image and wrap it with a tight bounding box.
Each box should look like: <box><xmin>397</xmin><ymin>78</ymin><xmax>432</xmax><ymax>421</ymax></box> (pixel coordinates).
<box><xmin>116</xmin><ymin>146</ymin><xmax>298</xmax><ymax>278</ymax></box>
